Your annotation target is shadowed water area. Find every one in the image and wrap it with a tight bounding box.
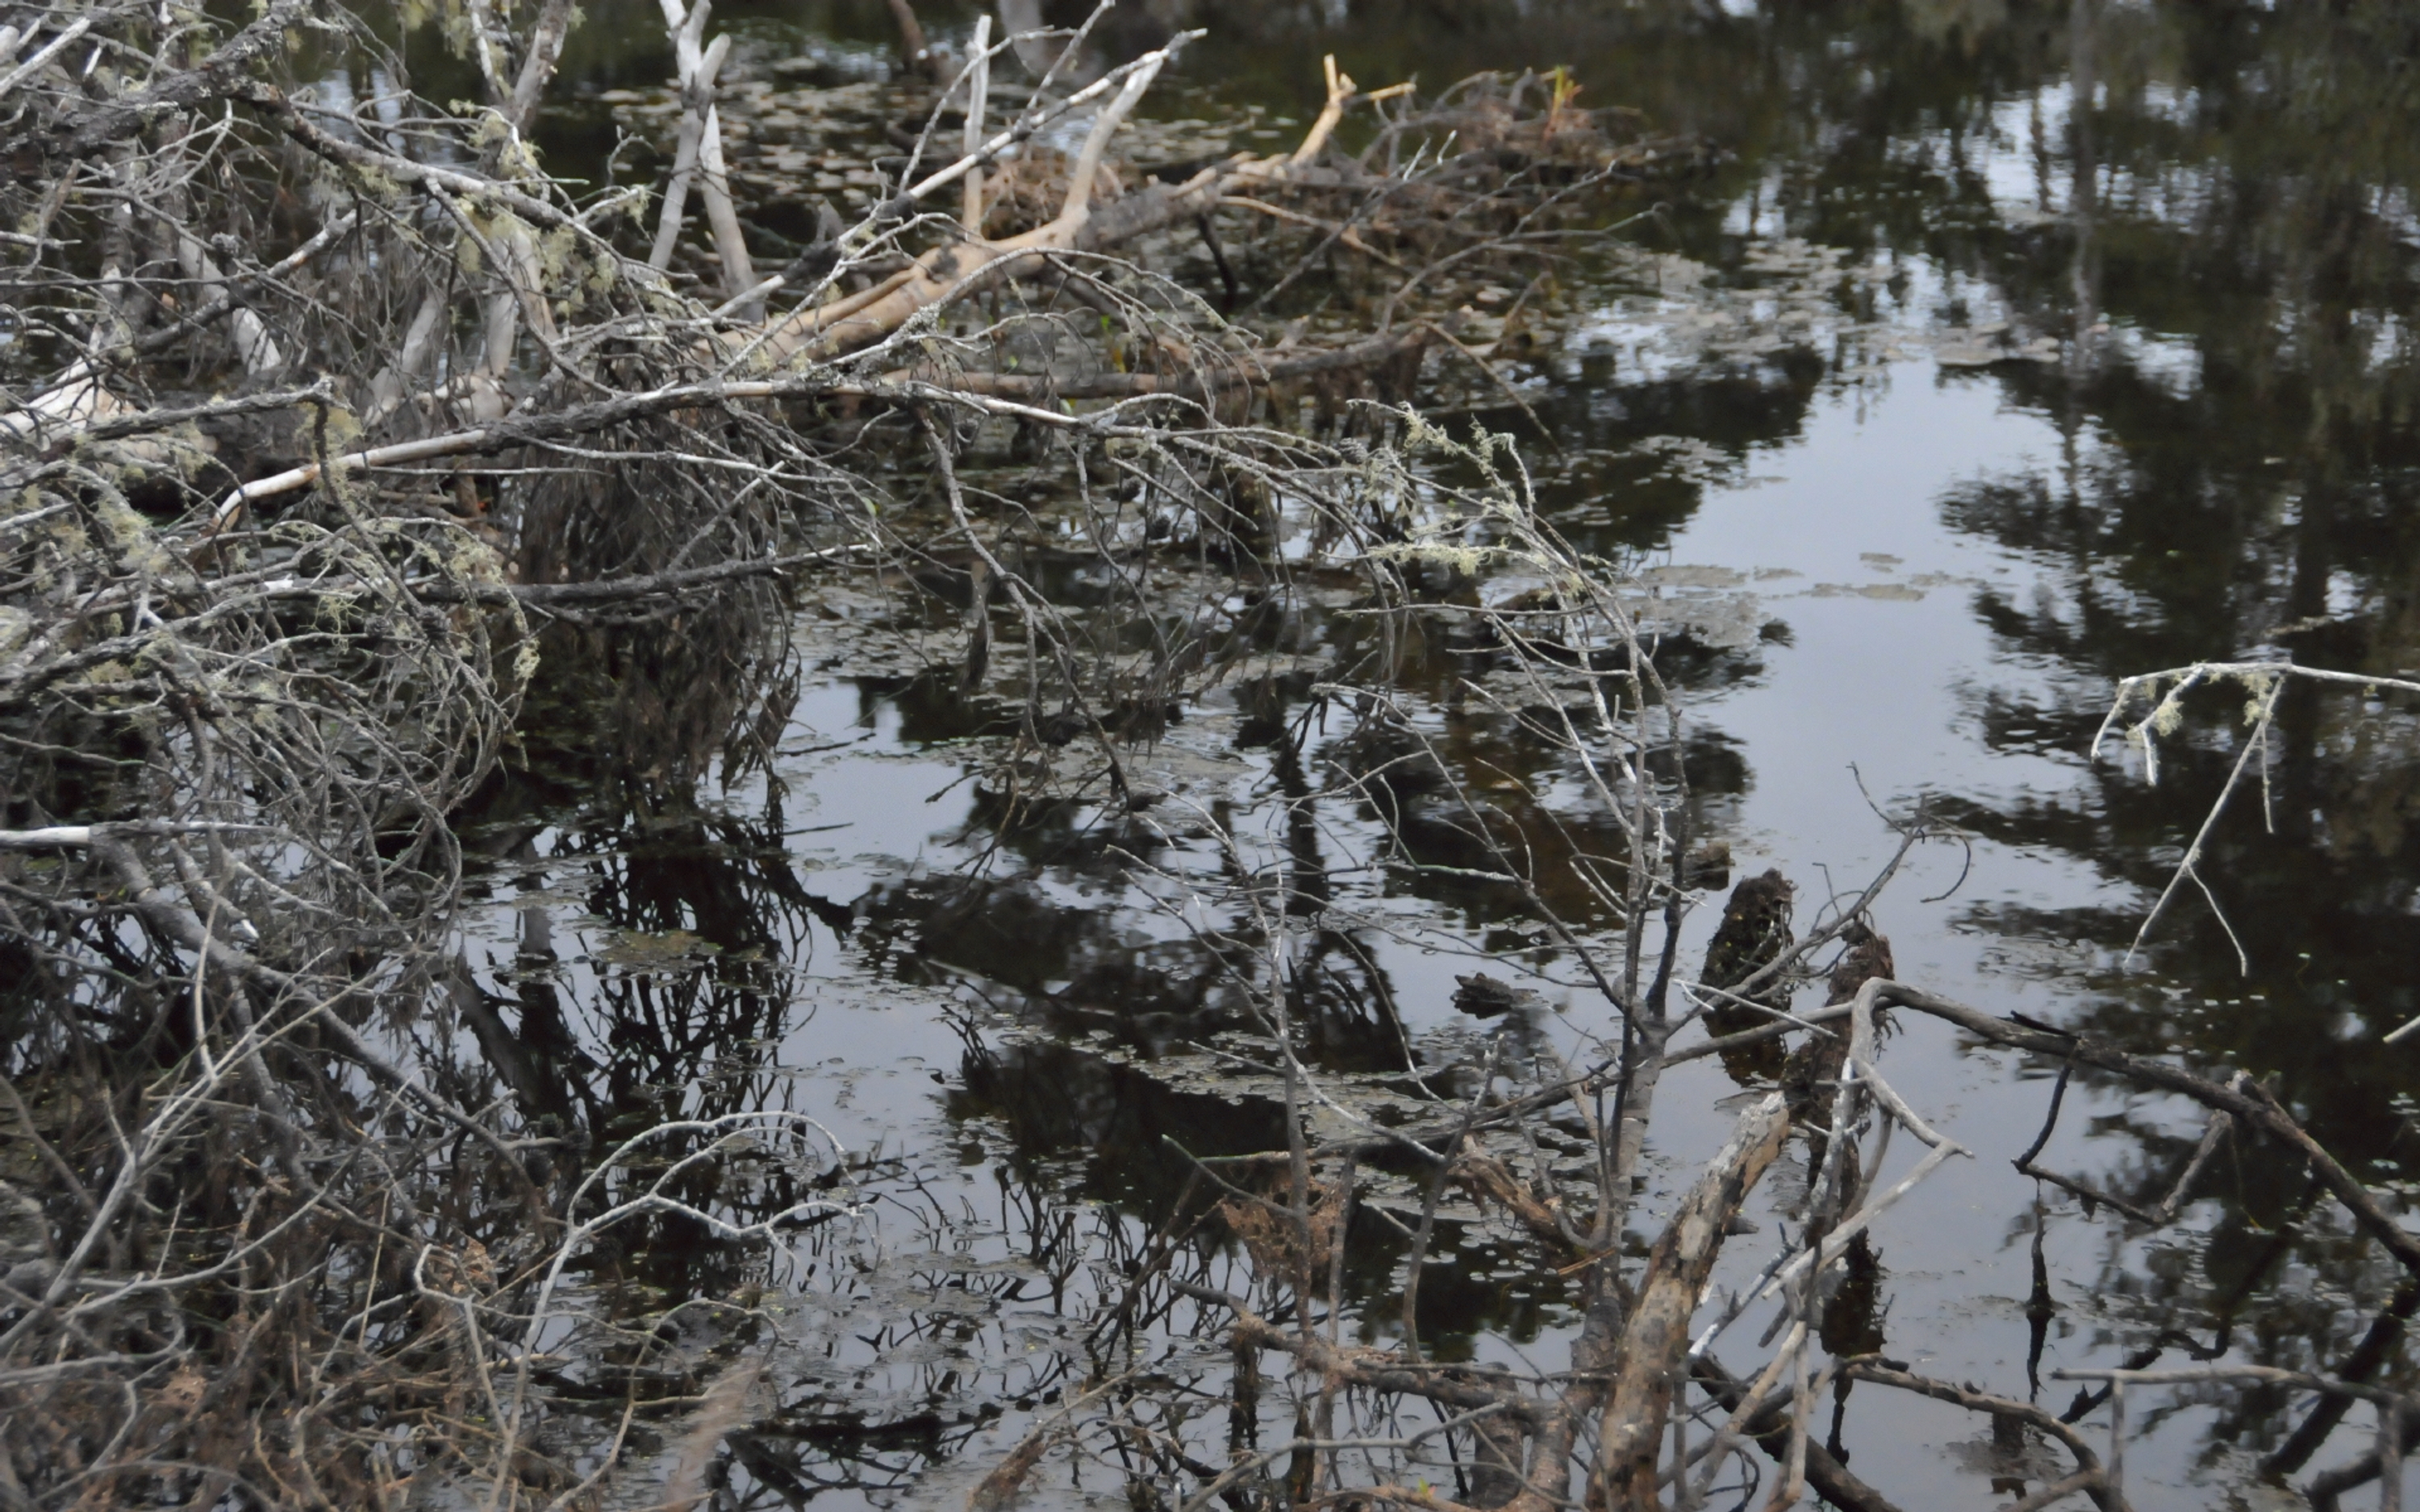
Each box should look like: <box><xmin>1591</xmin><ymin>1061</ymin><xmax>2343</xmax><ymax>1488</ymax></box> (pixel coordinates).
<box><xmin>419</xmin><ymin>1</ymin><xmax>2420</xmax><ymax>1505</ymax></box>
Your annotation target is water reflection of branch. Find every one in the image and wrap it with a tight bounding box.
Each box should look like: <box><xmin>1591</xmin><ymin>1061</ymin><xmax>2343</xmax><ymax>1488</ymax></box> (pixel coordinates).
<box><xmin>2013</xmin><ymin>1056</ymin><xmax>2234</xmax><ymax>1228</ymax></box>
<box><xmin>2092</xmin><ymin>660</ymin><xmax>2420</xmax><ymax>973</ymax></box>
<box><xmin>1843</xmin><ymin>1362</ymin><xmax>2126</xmax><ymax>1512</ymax></box>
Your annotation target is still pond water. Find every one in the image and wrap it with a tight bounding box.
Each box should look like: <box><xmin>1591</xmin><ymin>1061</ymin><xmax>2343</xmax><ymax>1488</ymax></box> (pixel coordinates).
<box><xmin>450</xmin><ymin>2</ymin><xmax>2420</xmax><ymax>1506</ymax></box>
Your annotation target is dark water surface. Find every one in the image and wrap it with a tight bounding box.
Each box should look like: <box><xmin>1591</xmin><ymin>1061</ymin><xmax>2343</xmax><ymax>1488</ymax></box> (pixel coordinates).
<box><xmin>455</xmin><ymin>2</ymin><xmax>2420</xmax><ymax>1506</ymax></box>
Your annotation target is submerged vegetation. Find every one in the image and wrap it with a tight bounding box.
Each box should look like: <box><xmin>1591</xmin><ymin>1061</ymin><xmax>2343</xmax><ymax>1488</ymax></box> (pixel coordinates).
<box><xmin>5</xmin><ymin>1</ymin><xmax>2420</xmax><ymax>1509</ymax></box>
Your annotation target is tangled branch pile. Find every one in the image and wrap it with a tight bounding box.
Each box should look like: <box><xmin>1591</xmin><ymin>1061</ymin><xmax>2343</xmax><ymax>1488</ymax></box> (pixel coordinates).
<box><xmin>15</xmin><ymin>1</ymin><xmax>2402</xmax><ymax>1507</ymax></box>
<box><xmin>0</xmin><ymin>0</ymin><xmax>1710</xmax><ymax>1502</ymax></box>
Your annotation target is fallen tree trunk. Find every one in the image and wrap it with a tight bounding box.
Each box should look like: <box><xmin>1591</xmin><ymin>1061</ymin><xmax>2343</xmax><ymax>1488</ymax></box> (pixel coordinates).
<box><xmin>1598</xmin><ymin>1092</ymin><xmax>1791</xmax><ymax>1510</ymax></box>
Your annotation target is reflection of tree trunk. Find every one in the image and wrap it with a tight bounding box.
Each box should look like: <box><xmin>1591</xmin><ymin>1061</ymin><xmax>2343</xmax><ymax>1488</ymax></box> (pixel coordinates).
<box><xmin>2065</xmin><ymin>0</ymin><xmax>2099</xmax><ymax>382</ymax></box>
<box><xmin>450</xmin><ymin>956</ymin><xmax>557</xmax><ymax>1123</ymax></box>
<box><xmin>2284</xmin><ymin>482</ymin><xmax>2339</xmax><ymax>627</ymax></box>
<box><xmin>2272</xmin><ymin>477</ymin><xmax>2336</xmax><ymax>848</ymax></box>
<box><xmin>2053</xmin><ymin>0</ymin><xmax>2097</xmax><ymax>544</ymax></box>
<box><xmin>1275</xmin><ymin>731</ymin><xmax>1330</xmax><ymax>915</ymax></box>
<box><xmin>2025</xmin><ymin>1194</ymin><xmax>2055</xmax><ymax>1400</ymax></box>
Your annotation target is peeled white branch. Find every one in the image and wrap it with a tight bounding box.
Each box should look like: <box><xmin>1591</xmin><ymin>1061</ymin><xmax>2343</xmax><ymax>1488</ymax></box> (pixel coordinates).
<box><xmin>961</xmin><ymin>15</ymin><xmax>991</xmax><ymax>231</ymax></box>
<box><xmin>173</xmin><ymin>226</ymin><xmax>284</xmax><ymax>377</ymax></box>
<box><xmin>0</xmin><ymin>17</ymin><xmax>94</xmax><ymax>102</ymax></box>
<box><xmin>1599</xmin><ymin>1092</ymin><xmax>1792</xmax><ymax>1506</ymax></box>
<box><xmin>634</xmin><ymin>0</ymin><xmax>758</xmax><ymax>314</ymax></box>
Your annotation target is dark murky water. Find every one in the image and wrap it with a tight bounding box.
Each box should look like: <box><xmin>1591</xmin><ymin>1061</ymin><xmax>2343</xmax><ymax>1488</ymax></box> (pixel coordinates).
<box><xmin>439</xmin><ymin>2</ymin><xmax>2420</xmax><ymax>1505</ymax></box>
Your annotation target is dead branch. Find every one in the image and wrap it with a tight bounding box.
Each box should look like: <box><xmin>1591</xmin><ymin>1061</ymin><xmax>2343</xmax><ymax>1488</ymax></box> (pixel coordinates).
<box><xmin>1599</xmin><ymin>1094</ymin><xmax>1790</xmax><ymax>1507</ymax></box>
<box><xmin>2</xmin><ymin>0</ymin><xmax>311</xmax><ymax>174</ymax></box>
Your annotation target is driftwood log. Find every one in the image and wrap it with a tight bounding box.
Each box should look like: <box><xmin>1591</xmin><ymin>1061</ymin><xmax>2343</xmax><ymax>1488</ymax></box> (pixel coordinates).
<box><xmin>1598</xmin><ymin>1093</ymin><xmax>1790</xmax><ymax>1507</ymax></box>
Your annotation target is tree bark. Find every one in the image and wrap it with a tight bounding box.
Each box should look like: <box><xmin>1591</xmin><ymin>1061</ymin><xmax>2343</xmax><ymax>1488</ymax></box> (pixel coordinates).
<box><xmin>1600</xmin><ymin>1093</ymin><xmax>1791</xmax><ymax>1510</ymax></box>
